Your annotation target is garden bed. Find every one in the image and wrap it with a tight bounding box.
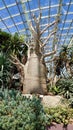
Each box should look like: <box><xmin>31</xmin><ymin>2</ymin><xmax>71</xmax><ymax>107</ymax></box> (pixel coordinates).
<box><xmin>0</xmin><ymin>89</ymin><xmax>73</xmax><ymax>130</ymax></box>
<box><xmin>47</xmin><ymin>124</ymin><xmax>73</xmax><ymax>130</ymax></box>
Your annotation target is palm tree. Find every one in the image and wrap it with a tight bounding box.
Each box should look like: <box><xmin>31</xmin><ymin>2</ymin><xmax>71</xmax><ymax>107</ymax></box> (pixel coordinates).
<box><xmin>55</xmin><ymin>44</ymin><xmax>73</xmax><ymax>78</ymax></box>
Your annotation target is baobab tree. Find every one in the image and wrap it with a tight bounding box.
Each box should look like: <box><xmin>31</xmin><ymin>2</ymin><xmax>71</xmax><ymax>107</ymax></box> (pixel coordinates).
<box><xmin>11</xmin><ymin>14</ymin><xmax>59</xmax><ymax>94</ymax></box>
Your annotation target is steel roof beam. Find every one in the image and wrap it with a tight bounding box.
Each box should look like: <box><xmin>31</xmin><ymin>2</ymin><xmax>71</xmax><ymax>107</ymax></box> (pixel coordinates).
<box><xmin>23</xmin><ymin>2</ymin><xmax>73</xmax><ymax>14</ymax></box>
<box><xmin>0</xmin><ymin>10</ymin><xmax>73</xmax><ymax>23</ymax></box>
<box><xmin>0</xmin><ymin>0</ymin><xmax>31</xmax><ymax>10</ymax></box>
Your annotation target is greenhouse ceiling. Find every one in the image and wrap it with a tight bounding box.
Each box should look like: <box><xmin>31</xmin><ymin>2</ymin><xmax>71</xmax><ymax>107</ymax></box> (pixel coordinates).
<box><xmin>0</xmin><ymin>0</ymin><xmax>73</xmax><ymax>49</ymax></box>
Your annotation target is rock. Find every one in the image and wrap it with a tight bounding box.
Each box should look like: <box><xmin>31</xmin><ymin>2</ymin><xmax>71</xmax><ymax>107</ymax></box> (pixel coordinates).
<box><xmin>22</xmin><ymin>94</ymin><xmax>63</xmax><ymax>107</ymax></box>
<box><xmin>41</xmin><ymin>95</ymin><xmax>62</xmax><ymax>107</ymax></box>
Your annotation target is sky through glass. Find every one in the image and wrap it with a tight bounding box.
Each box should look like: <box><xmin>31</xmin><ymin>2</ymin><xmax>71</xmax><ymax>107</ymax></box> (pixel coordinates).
<box><xmin>0</xmin><ymin>0</ymin><xmax>73</xmax><ymax>48</ymax></box>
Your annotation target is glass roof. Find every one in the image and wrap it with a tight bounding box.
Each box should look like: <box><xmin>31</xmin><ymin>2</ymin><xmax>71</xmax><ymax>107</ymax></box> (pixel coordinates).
<box><xmin>0</xmin><ymin>0</ymin><xmax>73</xmax><ymax>48</ymax></box>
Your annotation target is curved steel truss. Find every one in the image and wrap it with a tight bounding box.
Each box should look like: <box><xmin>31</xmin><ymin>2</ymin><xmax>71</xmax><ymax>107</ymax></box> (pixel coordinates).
<box><xmin>0</xmin><ymin>0</ymin><xmax>73</xmax><ymax>49</ymax></box>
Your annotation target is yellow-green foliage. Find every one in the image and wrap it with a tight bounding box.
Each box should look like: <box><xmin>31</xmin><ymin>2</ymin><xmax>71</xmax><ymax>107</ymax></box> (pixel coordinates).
<box><xmin>45</xmin><ymin>106</ymin><xmax>73</xmax><ymax>125</ymax></box>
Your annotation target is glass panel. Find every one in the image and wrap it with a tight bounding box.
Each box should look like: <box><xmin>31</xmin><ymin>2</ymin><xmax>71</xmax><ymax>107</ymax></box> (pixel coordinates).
<box><xmin>9</xmin><ymin>26</ymin><xmax>17</xmax><ymax>33</ymax></box>
<box><xmin>0</xmin><ymin>1</ymin><xmax>4</xmax><ymax>8</ymax></box>
<box><xmin>17</xmin><ymin>24</ymin><xmax>24</xmax><ymax>30</ymax></box>
<box><xmin>0</xmin><ymin>22</ymin><xmax>6</xmax><ymax>29</ymax></box>
<box><xmin>13</xmin><ymin>15</ymin><xmax>22</xmax><ymax>23</ymax></box>
<box><xmin>66</xmin><ymin>14</ymin><xmax>73</xmax><ymax>20</ymax></box>
<box><xmin>17</xmin><ymin>3</ymin><xmax>23</xmax><ymax>13</ymax></box>
<box><xmin>5</xmin><ymin>0</ymin><xmax>16</xmax><ymax>5</ymax></box>
<box><xmin>50</xmin><ymin>7</ymin><xmax>57</xmax><ymax>15</ymax></box>
<box><xmin>69</xmin><ymin>4</ymin><xmax>73</xmax><ymax>12</ymax></box>
<box><xmin>8</xmin><ymin>5</ymin><xmax>19</xmax><ymax>15</ymax></box>
<box><xmin>28</xmin><ymin>0</ymin><xmax>38</xmax><ymax>9</ymax></box>
<box><xmin>63</xmin><ymin>0</ymin><xmax>71</xmax><ymax>4</ymax></box>
<box><xmin>40</xmin><ymin>0</ymin><xmax>49</xmax><ymax>7</ymax></box>
<box><xmin>0</xmin><ymin>9</ymin><xmax>9</xmax><ymax>18</ymax></box>
<box><xmin>4</xmin><ymin>18</ymin><xmax>14</xmax><ymax>26</ymax></box>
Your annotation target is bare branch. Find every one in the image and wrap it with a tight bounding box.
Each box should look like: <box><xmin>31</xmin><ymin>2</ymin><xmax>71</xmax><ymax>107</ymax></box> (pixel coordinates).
<box><xmin>29</xmin><ymin>22</ymin><xmax>37</xmax><ymax>36</ymax></box>
<box><xmin>43</xmin><ymin>51</ymin><xmax>56</xmax><ymax>58</ymax></box>
<box><xmin>9</xmin><ymin>59</ymin><xmax>19</xmax><ymax>65</ymax></box>
<box><xmin>40</xmin><ymin>20</ymin><xmax>59</xmax><ymax>35</ymax></box>
<box><xmin>45</xmin><ymin>57</ymin><xmax>56</xmax><ymax>63</ymax></box>
<box><xmin>37</xmin><ymin>12</ymin><xmax>42</xmax><ymax>23</ymax></box>
<box><xmin>32</xmin><ymin>13</ymin><xmax>41</xmax><ymax>35</ymax></box>
<box><xmin>54</xmin><ymin>44</ymin><xmax>57</xmax><ymax>51</ymax></box>
<box><xmin>10</xmin><ymin>55</ymin><xmax>24</xmax><ymax>68</ymax></box>
<box><xmin>25</xmin><ymin>42</ymin><xmax>29</xmax><ymax>47</ymax></box>
<box><xmin>43</xmin><ymin>44</ymin><xmax>57</xmax><ymax>58</ymax></box>
<box><xmin>32</xmin><ymin>13</ymin><xmax>41</xmax><ymax>25</ymax></box>
<box><xmin>41</xmin><ymin>30</ymin><xmax>56</xmax><ymax>48</ymax></box>
<box><xmin>10</xmin><ymin>55</ymin><xmax>19</xmax><ymax>62</ymax></box>
<box><xmin>32</xmin><ymin>13</ymin><xmax>37</xmax><ymax>24</ymax></box>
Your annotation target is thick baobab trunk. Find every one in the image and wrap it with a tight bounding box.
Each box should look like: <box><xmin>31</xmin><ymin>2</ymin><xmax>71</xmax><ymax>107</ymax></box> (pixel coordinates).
<box><xmin>40</xmin><ymin>62</ymin><xmax>47</xmax><ymax>94</ymax></box>
<box><xmin>23</xmin><ymin>50</ymin><xmax>47</xmax><ymax>94</ymax></box>
<box><xmin>23</xmin><ymin>52</ymin><xmax>42</xmax><ymax>94</ymax></box>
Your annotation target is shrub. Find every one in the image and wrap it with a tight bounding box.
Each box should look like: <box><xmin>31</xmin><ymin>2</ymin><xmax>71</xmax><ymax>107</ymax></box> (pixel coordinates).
<box><xmin>56</xmin><ymin>78</ymin><xmax>73</xmax><ymax>99</ymax></box>
<box><xmin>0</xmin><ymin>89</ymin><xmax>48</xmax><ymax>130</ymax></box>
<box><xmin>48</xmin><ymin>85</ymin><xmax>62</xmax><ymax>95</ymax></box>
<box><xmin>45</xmin><ymin>107</ymin><xmax>73</xmax><ymax>126</ymax></box>
<box><xmin>48</xmin><ymin>78</ymin><xmax>73</xmax><ymax>108</ymax></box>
<box><xmin>69</xmin><ymin>98</ymin><xmax>73</xmax><ymax>108</ymax></box>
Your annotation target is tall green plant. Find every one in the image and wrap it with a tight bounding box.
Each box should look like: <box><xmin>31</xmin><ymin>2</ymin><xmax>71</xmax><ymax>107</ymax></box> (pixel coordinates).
<box><xmin>0</xmin><ymin>52</ymin><xmax>12</xmax><ymax>89</ymax></box>
<box><xmin>0</xmin><ymin>30</ymin><xmax>28</xmax><ymax>89</ymax></box>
